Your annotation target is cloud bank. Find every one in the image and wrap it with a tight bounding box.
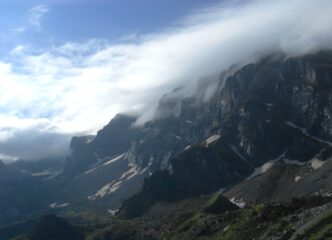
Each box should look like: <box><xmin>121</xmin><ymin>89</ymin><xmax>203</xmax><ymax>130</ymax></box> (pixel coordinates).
<box><xmin>1</xmin><ymin>0</ymin><xmax>332</xmax><ymax>160</ymax></box>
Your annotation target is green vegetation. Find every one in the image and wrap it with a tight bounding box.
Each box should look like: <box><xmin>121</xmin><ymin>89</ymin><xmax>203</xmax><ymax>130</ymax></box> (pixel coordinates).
<box><xmin>297</xmin><ymin>207</ymin><xmax>332</xmax><ymax>240</ymax></box>
<box><xmin>15</xmin><ymin>195</ymin><xmax>332</xmax><ymax>240</ymax></box>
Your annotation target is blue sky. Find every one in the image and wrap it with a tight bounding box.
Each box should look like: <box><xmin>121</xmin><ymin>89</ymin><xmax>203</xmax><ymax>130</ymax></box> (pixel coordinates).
<box><xmin>0</xmin><ymin>0</ymin><xmax>331</xmax><ymax>161</ymax></box>
<box><xmin>0</xmin><ymin>0</ymin><xmax>222</xmax><ymax>55</ymax></box>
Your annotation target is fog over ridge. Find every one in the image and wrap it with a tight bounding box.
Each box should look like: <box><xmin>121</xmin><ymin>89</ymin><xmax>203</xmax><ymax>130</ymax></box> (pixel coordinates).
<box><xmin>1</xmin><ymin>0</ymin><xmax>332</xmax><ymax>160</ymax></box>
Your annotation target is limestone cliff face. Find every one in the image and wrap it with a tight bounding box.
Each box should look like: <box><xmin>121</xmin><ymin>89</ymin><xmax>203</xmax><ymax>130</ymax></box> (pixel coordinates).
<box><xmin>118</xmin><ymin>51</ymin><xmax>332</xmax><ymax>217</ymax></box>
<box><xmin>2</xmin><ymin>52</ymin><xmax>332</xmax><ymax>230</ymax></box>
<box><xmin>62</xmin><ymin>51</ymin><xmax>332</xmax><ymax>217</ymax></box>
<box><xmin>63</xmin><ymin>114</ymin><xmax>138</xmax><ymax>177</ymax></box>
<box><xmin>63</xmin><ymin>50</ymin><xmax>332</xmax><ymax>181</ymax></box>
<box><xmin>218</xmin><ymin>52</ymin><xmax>332</xmax><ymax>164</ymax></box>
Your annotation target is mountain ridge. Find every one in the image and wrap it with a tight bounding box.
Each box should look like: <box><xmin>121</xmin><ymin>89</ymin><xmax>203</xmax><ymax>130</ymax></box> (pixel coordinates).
<box><xmin>2</xmin><ymin>51</ymin><xmax>332</xmax><ymax>239</ymax></box>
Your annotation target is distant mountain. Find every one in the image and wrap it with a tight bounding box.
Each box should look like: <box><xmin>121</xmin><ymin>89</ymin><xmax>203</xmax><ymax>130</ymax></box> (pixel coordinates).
<box><xmin>0</xmin><ymin>163</ymin><xmax>48</xmax><ymax>227</ymax></box>
<box><xmin>8</xmin><ymin>158</ymin><xmax>64</xmax><ymax>178</ymax></box>
<box><xmin>63</xmin><ymin>114</ymin><xmax>138</xmax><ymax>177</ymax></box>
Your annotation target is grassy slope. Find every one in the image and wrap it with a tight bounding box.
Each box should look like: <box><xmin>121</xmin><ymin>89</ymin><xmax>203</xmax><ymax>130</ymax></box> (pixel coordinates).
<box><xmin>83</xmin><ymin>194</ymin><xmax>332</xmax><ymax>240</ymax></box>
<box><xmin>13</xmin><ymin>193</ymin><xmax>332</xmax><ymax>240</ymax></box>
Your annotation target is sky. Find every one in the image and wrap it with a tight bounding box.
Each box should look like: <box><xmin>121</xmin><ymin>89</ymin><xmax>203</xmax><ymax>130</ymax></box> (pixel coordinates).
<box><xmin>0</xmin><ymin>0</ymin><xmax>332</xmax><ymax>161</ymax></box>
<box><xmin>0</xmin><ymin>0</ymin><xmax>222</xmax><ymax>55</ymax></box>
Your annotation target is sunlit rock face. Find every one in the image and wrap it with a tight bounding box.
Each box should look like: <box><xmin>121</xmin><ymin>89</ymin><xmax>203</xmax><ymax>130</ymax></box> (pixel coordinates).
<box><xmin>118</xmin><ymin>51</ymin><xmax>332</xmax><ymax>217</ymax></box>
<box><xmin>63</xmin><ymin>114</ymin><xmax>138</xmax><ymax>177</ymax></box>
<box><xmin>55</xmin><ymin>51</ymin><xmax>332</xmax><ymax>219</ymax></box>
<box><xmin>64</xmin><ymin>50</ymin><xmax>332</xmax><ymax>182</ymax></box>
<box><xmin>218</xmin><ymin>51</ymin><xmax>332</xmax><ymax>164</ymax></box>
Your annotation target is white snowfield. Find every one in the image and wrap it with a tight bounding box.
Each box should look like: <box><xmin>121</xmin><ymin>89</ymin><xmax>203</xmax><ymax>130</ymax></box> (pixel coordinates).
<box><xmin>264</xmin><ymin>103</ymin><xmax>274</xmax><ymax>107</ymax></box>
<box><xmin>107</xmin><ymin>209</ymin><xmax>118</xmax><ymax>216</ymax></box>
<box><xmin>185</xmin><ymin>120</ymin><xmax>193</xmax><ymax>125</ymax></box>
<box><xmin>83</xmin><ymin>153</ymin><xmax>126</xmax><ymax>175</ymax></box>
<box><xmin>284</xmin><ymin>121</ymin><xmax>332</xmax><ymax>145</ymax></box>
<box><xmin>172</xmin><ymin>135</ymin><xmax>182</xmax><ymax>140</ymax></box>
<box><xmin>283</xmin><ymin>121</ymin><xmax>331</xmax><ymax>170</ymax></box>
<box><xmin>83</xmin><ymin>167</ymin><xmax>97</xmax><ymax>175</ymax></box>
<box><xmin>310</xmin><ymin>158</ymin><xmax>325</xmax><ymax>170</ymax></box>
<box><xmin>247</xmin><ymin>150</ymin><xmax>287</xmax><ymax>180</ymax></box>
<box><xmin>30</xmin><ymin>170</ymin><xmax>53</xmax><ymax>177</ymax></box>
<box><xmin>246</xmin><ymin>160</ymin><xmax>275</xmax><ymax>180</ymax></box>
<box><xmin>283</xmin><ymin>159</ymin><xmax>306</xmax><ymax>166</ymax></box>
<box><xmin>184</xmin><ymin>145</ymin><xmax>191</xmax><ymax>151</ymax></box>
<box><xmin>205</xmin><ymin>134</ymin><xmax>221</xmax><ymax>146</ymax></box>
<box><xmin>88</xmin><ymin>159</ymin><xmax>148</xmax><ymax>201</ymax></box>
<box><xmin>295</xmin><ymin>176</ymin><xmax>302</xmax><ymax>182</ymax></box>
<box><xmin>245</xmin><ymin>145</ymin><xmax>327</xmax><ymax>183</ymax></box>
<box><xmin>229</xmin><ymin>144</ymin><xmax>247</xmax><ymax>162</ymax></box>
<box><xmin>103</xmin><ymin>154</ymin><xmax>126</xmax><ymax>166</ymax></box>
<box><xmin>85</xmin><ymin>136</ymin><xmax>96</xmax><ymax>144</ymax></box>
<box><xmin>90</xmin><ymin>180</ymin><xmax>123</xmax><ymax>200</ymax></box>
<box><xmin>229</xmin><ymin>197</ymin><xmax>246</xmax><ymax>208</ymax></box>
<box><xmin>49</xmin><ymin>202</ymin><xmax>69</xmax><ymax>209</ymax></box>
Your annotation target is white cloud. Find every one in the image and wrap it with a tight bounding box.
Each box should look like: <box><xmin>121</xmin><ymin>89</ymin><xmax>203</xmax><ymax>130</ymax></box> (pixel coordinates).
<box><xmin>28</xmin><ymin>4</ymin><xmax>49</xmax><ymax>28</ymax></box>
<box><xmin>1</xmin><ymin>0</ymin><xmax>332</xmax><ymax>160</ymax></box>
<box><xmin>10</xmin><ymin>45</ymin><xmax>27</xmax><ymax>56</ymax></box>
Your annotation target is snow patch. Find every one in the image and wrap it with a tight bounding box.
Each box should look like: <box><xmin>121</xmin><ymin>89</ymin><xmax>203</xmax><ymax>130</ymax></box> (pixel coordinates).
<box><xmin>83</xmin><ymin>153</ymin><xmax>126</xmax><ymax>175</ymax></box>
<box><xmin>147</xmin><ymin>155</ymin><xmax>154</xmax><ymax>168</ymax></box>
<box><xmin>247</xmin><ymin>150</ymin><xmax>287</xmax><ymax>180</ymax></box>
<box><xmin>229</xmin><ymin>144</ymin><xmax>247</xmax><ymax>162</ymax></box>
<box><xmin>185</xmin><ymin>120</ymin><xmax>193</xmax><ymax>125</ymax></box>
<box><xmin>103</xmin><ymin>154</ymin><xmax>126</xmax><ymax>166</ymax></box>
<box><xmin>205</xmin><ymin>135</ymin><xmax>221</xmax><ymax>146</ymax></box>
<box><xmin>285</xmin><ymin>121</ymin><xmax>306</xmax><ymax>132</ymax></box>
<box><xmin>125</xmin><ymin>162</ymin><xmax>148</xmax><ymax>180</ymax></box>
<box><xmin>108</xmin><ymin>209</ymin><xmax>118</xmax><ymax>216</ymax></box>
<box><xmin>172</xmin><ymin>135</ymin><xmax>182</xmax><ymax>140</ymax></box>
<box><xmin>30</xmin><ymin>170</ymin><xmax>52</xmax><ymax>177</ymax></box>
<box><xmin>83</xmin><ymin>167</ymin><xmax>97</xmax><ymax>175</ymax></box>
<box><xmin>283</xmin><ymin>159</ymin><xmax>306</xmax><ymax>166</ymax></box>
<box><xmin>120</xmin><ymin>163</ymin><xmax>139</xmax><ymax>180</ymax></box>
<box><xmin>325</xmin><ymin>192</ymin><xmax>332</xmax><ymax>197</ymax></box>
<box><xmin>285</xmin><ymin>121</ymin><xmax>332</xmax><ymax>145</ymax></box>
<box><xmin>247</xmin><ymin>160</ymin><xmax>275</xmax><ymax>180</ymax></box>
<box><xmin>229</xmin><ymin>197</ymin><xmax>246</xmax><ymax>208</ymax></box>
<box><xmin>184</xmin><ymin>145</ymin><xmax>191</xmax><ymax>151</ymax></box>
<box><xmin>88</xmin><ymin>161</ymin><xmax>147</xmax><ymax>200</ymax></box>
<box><xmin>49</xmin><ymin>202</ymin><xmax>69</xmax><ymax>208</ymax></box>
<box><xmin>310</xmin><ymin>158</ymin><xmax>325</xmax><ymax>170</ymax></box>
<box><xmin>85</xmin><ymin>136</ymin><xmax>95</xmax><ymax>144</ymax></box>
<box><xmin>295</xmin><ymin>176</ymin><xmax>301</xmax><ymax>182</ymax></box>
<box><xmin>264</xmin><ymin>103</ymin><xmax>273</xmax><ymax>107</ymax></box>
<box><xmin>88</xmin><ymin>180</ymin><xmax>123</xmax><ymax>200</ymax></box>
